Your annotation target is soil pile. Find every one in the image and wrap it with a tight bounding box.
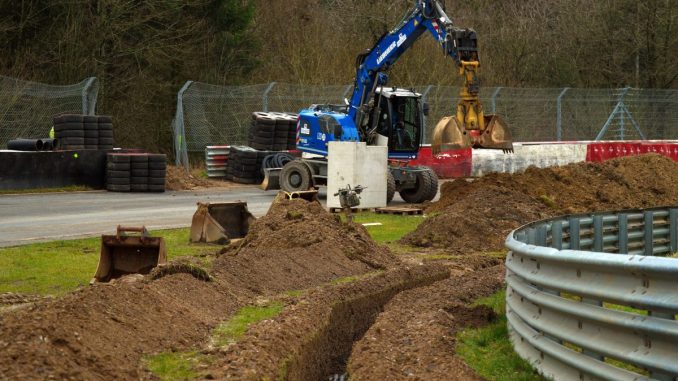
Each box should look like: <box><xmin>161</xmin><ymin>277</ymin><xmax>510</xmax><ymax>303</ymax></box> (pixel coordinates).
<box><xmin>165</xmin><ymin>165</ymin><xmax>224</xmax><ymax>190</ymax></box>
<box><xmin>403</xmin><ymin>154</ymin><xmax>678</xmax><ymax>251</ymax></box>
<box><xmin>213</xmin><ymin>198</ymin><xmax>399</xmax><ymax>293</ymax></box>
<box><xmin>347</xmin><ymin>261</ymin><xmax>506</xmax><ymax>380</ymax></box>
<box><xmin>0</xmin><ymin>274</ymin><xmax>241</xmax><ymax>381</ymax></box>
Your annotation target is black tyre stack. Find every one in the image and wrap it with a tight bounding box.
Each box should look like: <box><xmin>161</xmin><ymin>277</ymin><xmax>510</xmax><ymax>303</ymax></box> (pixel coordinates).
<box><xmin>227</xmin><ymin>146</ymin><xmax>262</xmax><ymax>184</ymax></box>
<box><xmin>98</xmin><ymin>115</ymin><xmax>114</xmax><ymax>150</ymax></box>
<box><xmin>53</xmin><ymin>114</ymin><xmax>85</xmax><ymax>150</ymax></box>
<box><xmin>105</xmin><ymin>153</ymin><xmax>166</xmax><ymax>192</ymax></box>
<box><xmin>248</xmin><ymin>112</ymin><xmax>298</xmax><ymax>151</ymax></box>
<box><xmin>148</xmin><ymin>154</ymin><xmax>167</xmax><ymax>192</ymax></box>
<box><xmin>106</xmin><ymin>154</ymin><xmax>131</xmax><ymax>192</ymax></box>
<box><xmin>248</xmin><ymin>112</ymin><xmax>276</xmax><ymax>151</ymax></box>
<box><xmin>130</xmin><ymin>154</ymin><xmax>149</xmax><ymax>192</ymax></box>
<box><xmin>83</xmin><ymin>115</ymin><xmax>99</xmax><ymax>150</ymax></box>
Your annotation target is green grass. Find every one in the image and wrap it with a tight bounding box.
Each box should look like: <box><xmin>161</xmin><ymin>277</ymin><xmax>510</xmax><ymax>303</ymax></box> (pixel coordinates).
<box><xmin>211</xmin><ymin>302</ymin><xmax>283</xmax><ymax>347</ymax></box>
<box><xmin>0</xmin><ymin>228</ymin><xmax>217</xmax><ymax>296</ymax></box>
<box><xmin>340</xmin><ymin>212</ymin><xmax>425</xmax><ymax>243</ymax></box>
<box><xmin>0</xmin><ymin>185</ymin><xmax>92</xmax><ymax>195</ymax></box>
<box><xmin>457</xmin><ymin>290</ymin><xmax>547</xmax><ymax>381</ymax></box>
<box><xmin>145</xmin><ymin>351</ymin><xmax>207</xmax><ymax>381</ymax></box>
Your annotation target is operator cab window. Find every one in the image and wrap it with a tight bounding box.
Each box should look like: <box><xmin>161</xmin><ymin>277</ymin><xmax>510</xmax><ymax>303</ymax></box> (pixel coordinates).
<box><xmin>390</xmin><ymin>96</ymin><xmax>420</xmax><ymax>152</ymax></box>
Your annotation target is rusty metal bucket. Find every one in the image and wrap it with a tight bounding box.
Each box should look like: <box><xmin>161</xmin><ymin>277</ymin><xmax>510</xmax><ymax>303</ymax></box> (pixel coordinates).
<box><xmin>92</xmin><ymin>226</ymin><xmax>166</xmax><ymax>283</ymax></box>
<box><xmin>431</xmin><ymin>116</ymin><xmax>471</xmax><ymax>154</ymax></box>
<box><xmin>190</xmin><ymin>202</ymin><xmax>255</xmax><ymax>244</ymax></box>
<box><xmin>479</xmin><ymin>114</ymin><xmax>514</xmax><ymax>152</ymax></box>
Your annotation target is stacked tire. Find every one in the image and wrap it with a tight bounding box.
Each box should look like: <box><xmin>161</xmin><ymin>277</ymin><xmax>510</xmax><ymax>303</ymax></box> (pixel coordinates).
<box><xmin>83</xmin><ymin>116</ymin><xmax>99</xmax><ymax>150</ymax></box>
<box><xmin>226</xmin><ymin>146</ymin><xmax>262</xmax><ymax>184</ymax></box>
<box><xmin>106</xmin><ymin>154</ymin><xmax>131</xmax><ymax>192</ymax></box>
<box><xmin>148</xmin><ymin>154</ymin><xmax>167</xmax><ymax>192</ymax></box>
<box><xmin>52</xmin><ymin>113</ymin><xmax>115</xmax><ymax>150</ymax></box>
<box><xmin>53</xmin><ymin>114</ymin><xmax>85</xmax><ymax>150</ymax></box>
<box><xmin>248</xmin><ymin>112</ymin><xmax>298</xmax><ymax>151</ymax></box>
<box><xmin>98</xmin><ymin>115</ymin><xmax>114</xmax><ymax>150</ymax></box>
<box><xmin>106</xmin><ymin>153</ymin><xmax>166</xmax><ymax>192</ymax></box>
<box><xmin>130</xmin><ymin>154</ymin><xmax>149</xmax><ymax>192</ymax></box>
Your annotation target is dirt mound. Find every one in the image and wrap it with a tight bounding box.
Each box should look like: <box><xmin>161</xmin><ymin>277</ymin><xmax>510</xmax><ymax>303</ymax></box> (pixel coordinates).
<box><xmin>0</xmin><ymin>274</ymin><xmax>241</xmax><ymax>381</ymax></box>
<box><xmin>403</xmin><ymin>154</ymin><xmax>678</xmax><ymax>251</ymax></box>
<box><xmin>165</xmin><ymin>165</ymin><xmax>226</xmax><ymax>190</ymax></box>
<box><xmin>347</xmin><ymin>262</ymin><xmax>505</xmax><ymax>381</ymax></box>
<box><xmin>213</xmin><ymin>198</ymin><xmax>399</xmax><ymax>293</ymax></box>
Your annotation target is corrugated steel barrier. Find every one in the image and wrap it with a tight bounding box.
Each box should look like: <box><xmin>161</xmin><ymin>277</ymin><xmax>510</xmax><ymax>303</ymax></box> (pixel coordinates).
<box><xmin>505</xmin><ymin>207</ymin><xmax>678</xmax><ymax>381</ymax></box>
<box><xmin>205</xmin><ymin>146</ymin><xmax>228</xmax><ymax>178</ymax></box>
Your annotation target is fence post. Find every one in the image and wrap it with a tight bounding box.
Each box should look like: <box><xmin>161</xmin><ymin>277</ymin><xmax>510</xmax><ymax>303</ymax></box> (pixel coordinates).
<box><xmin>421</xmin><ymin>85</ymin><xmax>434</xmax><ymax>144</ymax></box>
<box><xmin>262</xmin><ymin>82</ymin><xmax>277</xmax><ymax>112</ymax></box>
<box><xmin>490</xmin><ymin>87</ymin><xmax>502</xmax><ymax>114</ymax></box>
<box><xmin>81</xmin><ymin>77</ymin><xmax>99</xmax><ymax>115</ymax></box>
<box><xmin>556</xmin><ymin>87</ymin><xmax>569</xmax><ymax>141</ymax></box>
<box><xmin>174</xmin><ymin>81</ymin><xmax>194</xmax><ymax>168</ymax></box>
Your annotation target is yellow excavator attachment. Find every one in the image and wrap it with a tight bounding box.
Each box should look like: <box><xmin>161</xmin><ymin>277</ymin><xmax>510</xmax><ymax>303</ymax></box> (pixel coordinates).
<box><xmin>431</xmin><ymin>60</ymin><xmax>514</xmax><ymax>155</ymax></box>
<box><xmin>92</xmin><ymin>226</ymin><xmax>166</xmax><ymax>283</ymax></box>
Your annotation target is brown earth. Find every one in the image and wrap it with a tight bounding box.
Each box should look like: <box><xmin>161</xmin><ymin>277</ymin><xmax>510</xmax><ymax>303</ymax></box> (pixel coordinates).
<box><xmin>204</xmin><ymin>264</ymin><xmax>450</xmax><ymax>381</ymax></box>
<box><xmin>165</xmin><ymin>165</ymin><xmax>231</xmax><ymax>191</ymax></box>
<box><xmin>0</xmin><ymin>198</ymin><xmax>401</xmax><ymax>381</ymax></box>
<box><xmin>0</xmin><ymin>274</ymin><xmax>241</xmax><ymax>381</ymax></box>
<box><xmin>401</xmin><ymin>154</ymin><xmax>678</xmax><ymax>252</ymax></box>
<box><xmin>348</xmin><ymin>258</ymin><xmax>505</xmax><ymax>381</ymax></box>
<box><xmin>212</xmin><ymin>198</ymin><xmax>399</xmax><ymax>294</ymax></box>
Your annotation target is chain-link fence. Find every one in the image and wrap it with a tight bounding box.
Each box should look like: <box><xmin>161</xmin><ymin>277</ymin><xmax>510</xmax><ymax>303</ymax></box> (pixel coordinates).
<box><xmin>172</xmin><ymin>82</ymin><xmax>678</xmax><ymax>167</ymax></box>
<box><xmin>0</xmin><ymin>76</ymin><xmax>99</xmax><ymax>149</ymax></box>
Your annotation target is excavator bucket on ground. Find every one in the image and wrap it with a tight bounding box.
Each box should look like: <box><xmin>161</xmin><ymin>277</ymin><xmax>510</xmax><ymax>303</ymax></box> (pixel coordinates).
<box><xmin>190</xmin><ymin>202</ymin><xmax>255</xmax><ymax>244</ymax></box>
<box><xmin>93</xmin><ymin>226</ymin><xmax>166</xmax><ymax>283</ymax></box>
<box><xmin>431</xmin><ymin>114</ymin><xmax>514</xmax><ymax>154</ymax></box>
<box><xmin>261</xmin><ymin>168</ymin><xmax>281</xmax><ymax>191</ymax></box>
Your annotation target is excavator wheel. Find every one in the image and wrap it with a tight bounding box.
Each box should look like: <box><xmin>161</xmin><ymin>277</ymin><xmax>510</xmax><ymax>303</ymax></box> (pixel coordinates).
<box><xmin>280</xmin><ymin>160</ymin><xmax>313</xmax><ymax>192</ymax></box>
<box><xmin>386</xmin><ymin>171</ymin><xmax>396</xmax><ymax>204</ymax></box>
<box><xmin>399</xmin><ymin>167</ymin><xmax>438</xmax><ymax>204</ymax></box>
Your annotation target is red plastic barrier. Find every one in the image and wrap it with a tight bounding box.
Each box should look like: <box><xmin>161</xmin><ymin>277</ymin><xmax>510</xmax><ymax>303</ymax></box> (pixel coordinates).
<box><xmin>586</xmin><ymin>141</ymin><xmax>678</xmax><ymax>162</ymax></box>
<box><xmin>408</xmin><ymin>146</ymin><xmax>472</xmax><ymax>178</ymax></box>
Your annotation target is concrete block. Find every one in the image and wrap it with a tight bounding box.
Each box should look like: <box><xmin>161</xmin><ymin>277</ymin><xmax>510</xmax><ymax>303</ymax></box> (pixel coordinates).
<box><xmin>327</xmin><ymin>142</ymin><xmax>387</xmax><ymax>209</ymax></box>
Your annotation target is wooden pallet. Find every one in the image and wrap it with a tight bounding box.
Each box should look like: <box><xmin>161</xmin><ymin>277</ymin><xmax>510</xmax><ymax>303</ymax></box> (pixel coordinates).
<box><xmin>329</xmin><ymin>207</ymin><xmax>375</xmax><ymax>214</ymax></box>
<box><xmin>374</xmin><ymin>206</ymin><xmax>423</xmax><ymax>216</ymax></box>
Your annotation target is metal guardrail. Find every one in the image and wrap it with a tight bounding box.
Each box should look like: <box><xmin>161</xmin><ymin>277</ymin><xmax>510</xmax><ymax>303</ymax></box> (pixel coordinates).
<box><xmin>205</xmin><ymin>146</ymin><xmax>229</xmax><ymax>178</ymax></box>
<box><xmin>505</xmin><ymin>207</ymin><xmax>678</xmax><ymax>381</ymax></box>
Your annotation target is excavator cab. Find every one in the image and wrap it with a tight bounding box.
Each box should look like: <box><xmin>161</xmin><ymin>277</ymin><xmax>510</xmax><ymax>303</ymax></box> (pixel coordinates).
<box><xmin>369</xmin><ymin>88</ymin><xmax>423</xmax><ymax>159</ymax></box>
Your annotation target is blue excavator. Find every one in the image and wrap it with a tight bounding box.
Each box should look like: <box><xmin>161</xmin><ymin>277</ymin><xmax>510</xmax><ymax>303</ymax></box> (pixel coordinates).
<box><xmin>276</xmin><ymin>0</ymin><xmax>513</xmax><ymax>203</ymax></box>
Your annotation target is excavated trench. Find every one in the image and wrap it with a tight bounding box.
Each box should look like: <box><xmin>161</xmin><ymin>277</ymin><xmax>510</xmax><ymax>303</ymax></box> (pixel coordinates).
<box><xmin>207</xmin><ymin>265</ymin><xmax>450</xmax><ymax>380</ymax></box>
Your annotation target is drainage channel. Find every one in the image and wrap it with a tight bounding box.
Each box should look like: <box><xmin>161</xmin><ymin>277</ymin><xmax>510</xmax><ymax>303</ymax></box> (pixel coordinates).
<box><xmin>286</xmin><ymin>268</ymin><xmax>450</xmax><ymax>381</ymax></box>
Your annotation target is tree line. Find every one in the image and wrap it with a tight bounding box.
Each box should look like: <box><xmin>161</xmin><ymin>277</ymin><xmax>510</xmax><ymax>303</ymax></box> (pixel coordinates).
<box><xmin>0</xmin><ymin>0</ymin><xmax>675</xmax><ymax>152</ymax></box>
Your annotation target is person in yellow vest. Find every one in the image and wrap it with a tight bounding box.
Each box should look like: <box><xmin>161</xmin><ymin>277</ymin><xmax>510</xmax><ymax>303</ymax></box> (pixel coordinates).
<box><xmin>49</xmin><ymin>126</ymin><xmax>54</xmax><ymax>139</ymax></box>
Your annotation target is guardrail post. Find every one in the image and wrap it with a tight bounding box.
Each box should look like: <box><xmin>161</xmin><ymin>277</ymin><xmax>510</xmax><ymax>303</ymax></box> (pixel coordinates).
<box><xmin>551</xmin><ymin>220</ymin><xmax>563</xmax><ymax>250</ymax></box>
<box><xmin>490</xmin><ymin>87</ymin><xmax>502</xmax><ymax>114</ymax></box>
<box><xmin>670</xmin><ymin>209</ymin><xmax>678</xmax><ymax>253</ymax></box>
<box><xmin>618</xmin><ymin>214</ymin><xmax>629</xmax><ymax>253</ymax></box>
<box><xmin>556</xmin><ymin>87</ymin><xmax>569</xmax><ymax>141</ymax></box>
<box><xmin>593</xmin><ymin>216</ymin><xmax>604</xmax><ymax>252</ymax></box>
<box><xmin>569</xmin><ymin>217</ymin><xmax>580</xmax><ymax>250</ymax></box>
<box><xmin>262</xmin><ymin>82</ymin><xmax>277</xmax><ymax>112</ymax></box>
<box><xmin>421</xmin><ymin>85</ymin><xmax>434</xmax><ymax>143</ymax></box>
<box><xmin>644</xmin><ymin>211</ymin><xmax>654</xmax><ymax>256</ymax></box>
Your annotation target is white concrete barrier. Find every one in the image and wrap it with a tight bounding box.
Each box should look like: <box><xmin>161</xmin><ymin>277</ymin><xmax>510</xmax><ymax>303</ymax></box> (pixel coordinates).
<box><xmin>327</xmin><ymin>142</ymin><xmax>387</xmax><ymax>209</ymax></box>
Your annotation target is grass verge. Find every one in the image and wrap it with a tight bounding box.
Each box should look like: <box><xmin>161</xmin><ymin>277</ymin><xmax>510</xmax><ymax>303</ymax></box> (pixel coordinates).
<box><xmin>145</xmin><ymin>351</ymin><xmax>208</xmax><ymax>381</ymax></box>
<box><xmin>0</xmin><ymin>228</ymin><xmax>217</xmax><ymax>296</ymax></box>
<box><xmin>340</xmin><ymin>212</ymin><xmax>425</xmax><ymax>243</ymax></box>
<box><xmin>456</xmin><ymin>290</ymin><xmax>547</xmax><ymax>381</ymax></box>
<box><xmin>0</xmin><ymin>185</ymin><xmax>92</xmax><ymax>195</ymax></box>
<box><xmin>211</xmin><ymin>302</ymin><xmax>283</xmax><ymax>347</ymax></box>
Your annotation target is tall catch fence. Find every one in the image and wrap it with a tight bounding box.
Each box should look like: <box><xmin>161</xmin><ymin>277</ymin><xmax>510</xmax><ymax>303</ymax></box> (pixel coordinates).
<box><xmin>173</xmin><ymin>82</ymin><xmax>678</xmax><ymax>167</ymax></box>
<box><xmin>0</xmin><ymin>76</ymin><xmax>99</xmax><ymax>149</ymax></box>
<box><xmin>506</xmin><ymin>207</ymin><xmax>678</xmax><ymax>381</ymax></box>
